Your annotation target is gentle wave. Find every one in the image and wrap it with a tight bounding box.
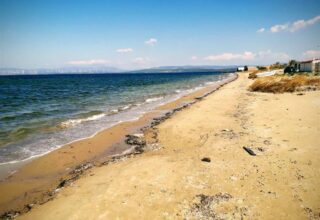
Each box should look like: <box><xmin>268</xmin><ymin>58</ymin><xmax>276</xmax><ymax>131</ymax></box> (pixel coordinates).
<box><xmin>205</xmin><ymin>81</ymin><xmax>216</xmax><ymax>85</ymax></box>
<box><xmin>58</xmin><ymin>103</ymin><xmax>138</xmax><ymax>128</ymax></box>
<box><xmin>118</xmin><ymin>104</ymin><xmax>132</xmax><ymax>111</ymax></box>
<box><xmin>109</xmin><ymin>109</ymin><xmax>119</xmax><ymax>114</ymax></box>
<box><xmin>145</xmin><ymin>96</ymin><xmax>164</xmax><ymax>103</ymax></box>
<box><xmin>60</xmin><ymin>113</ymin><xmax>106</xmax><ymax>128</ymax></box>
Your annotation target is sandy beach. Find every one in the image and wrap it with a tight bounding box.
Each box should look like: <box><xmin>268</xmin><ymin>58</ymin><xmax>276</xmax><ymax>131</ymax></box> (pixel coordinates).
<box><xmin>1</xmin><ymin>71</ymin><xmax>320</xmax><ymax>219</ymax></box>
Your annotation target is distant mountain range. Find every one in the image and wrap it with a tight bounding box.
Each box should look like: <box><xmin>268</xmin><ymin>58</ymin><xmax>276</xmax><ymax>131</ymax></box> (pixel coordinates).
<box><xmin>129</xmin><ymin>65</ymin><xmax>238</xmax><ymax>73</ymax></box>
<box><xmin>0</xmin><ymin>66</ymin><xmax>123</xmax><ymax>75</ymax></box>
<box><xmin>0</xmin><ymin>65</ymin><xmax>238</xmax><ymax>75</ymax></box>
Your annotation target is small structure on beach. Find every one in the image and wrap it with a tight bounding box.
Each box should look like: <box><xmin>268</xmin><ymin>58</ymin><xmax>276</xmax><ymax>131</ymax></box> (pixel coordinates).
<box><xmin>237</xmin><ymin>67</ymin><xmax>245</xmax><ymax>71</ymax></box>
<box><xmin>237</xmin><ymin>66</ymin><xmax>248</xmax><ymax>72</ymax></box>
<box><xmin>299</xmin><ymin>59</ymin><xmax>320</xmax><ymax>73</ymax></box>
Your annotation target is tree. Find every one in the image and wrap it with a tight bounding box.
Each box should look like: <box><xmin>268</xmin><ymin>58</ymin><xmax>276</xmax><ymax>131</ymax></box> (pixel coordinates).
<box><xmin>257</xmin><ymin>66</ymin><xmax>267</xmax><ymax>70</ymax></box>
<box><xmin>244</xmin><ymin>66</ymin><xmax>248</xmax><ymax>71</ymax></box>
<box><xmin>269</xmin><ymin>62</ymin><xmax>286</xmax><ymax>70</ymax></box>
<box><xmin>288</xmin><ymin>60</ymin><xmax>297</xmax><ymax>67</ymax></box>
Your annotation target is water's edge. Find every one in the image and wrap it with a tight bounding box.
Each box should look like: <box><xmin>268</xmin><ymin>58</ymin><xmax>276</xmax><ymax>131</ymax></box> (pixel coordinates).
<box><xmin>0</xmin><ymin>73</ymin><xmax>236</xmax><ymax>178</ymax></box>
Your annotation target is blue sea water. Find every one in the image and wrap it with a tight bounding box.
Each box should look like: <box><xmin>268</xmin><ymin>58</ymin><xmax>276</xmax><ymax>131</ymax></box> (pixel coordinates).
<box><xmin>0</xmin><ymin>71</ymin><xmax>234</xmax><ymax>164</ymax></box>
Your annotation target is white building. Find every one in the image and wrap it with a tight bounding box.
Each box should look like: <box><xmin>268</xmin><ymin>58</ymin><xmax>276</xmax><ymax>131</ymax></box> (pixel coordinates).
<box><xmin>299</xmin><ymin>59</ymin><xmax>320</xmax><ymax>73</ymax></box>
<box><xmin>237</xmin><ymin>66</ymin><xmax>245</xmax><ymax>71</ymax></box>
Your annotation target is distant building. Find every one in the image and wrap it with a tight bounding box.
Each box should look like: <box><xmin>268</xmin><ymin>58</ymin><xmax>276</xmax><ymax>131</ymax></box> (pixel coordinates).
<box><xmin>299</xmin><ymin>59</ymin><xmax>320</xmax><ymax>73</ymax></box>
<box><xmin>237</xmin><ymin>66</ymin><xmax>246</xmax><ymax>71</ymax></box>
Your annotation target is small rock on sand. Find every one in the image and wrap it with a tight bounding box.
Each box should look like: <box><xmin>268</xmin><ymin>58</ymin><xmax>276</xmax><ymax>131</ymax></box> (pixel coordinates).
<box><xmin>201</xmin><ymin>157</ymin><xmax>211</xmax><ymax>163</ymax></box>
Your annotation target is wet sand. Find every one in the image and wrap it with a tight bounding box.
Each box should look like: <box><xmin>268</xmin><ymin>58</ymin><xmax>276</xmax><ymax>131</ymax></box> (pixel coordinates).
<box><xmin>0</xmin><ymin>74</ymin><xmax>237</xmax><ymax>216</ymax></box>
<box><xmin>14</xmin><ymin>71</ymin><xmax>320</xmax><ymax>219</ymax></box>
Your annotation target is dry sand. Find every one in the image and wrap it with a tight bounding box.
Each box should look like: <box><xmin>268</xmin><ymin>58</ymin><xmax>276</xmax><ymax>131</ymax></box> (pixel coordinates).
<box><xmin>7</xmin><ymin>72</ymin><xmax>320</xmax><ymax>219</ymax></box>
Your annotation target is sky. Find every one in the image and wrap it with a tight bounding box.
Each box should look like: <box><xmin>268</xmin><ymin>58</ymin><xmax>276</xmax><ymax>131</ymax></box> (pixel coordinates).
<box><xmin>0</xmin><ymin>0</ymin><xmax>320</xmax><ymax>70</ymax></box>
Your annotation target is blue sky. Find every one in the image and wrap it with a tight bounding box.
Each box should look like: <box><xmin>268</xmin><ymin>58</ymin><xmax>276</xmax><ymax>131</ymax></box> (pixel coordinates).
<box><xmin>1</xmin><ymin>0</ymin><xmax>320</xmax><ymax>69</ymax></box>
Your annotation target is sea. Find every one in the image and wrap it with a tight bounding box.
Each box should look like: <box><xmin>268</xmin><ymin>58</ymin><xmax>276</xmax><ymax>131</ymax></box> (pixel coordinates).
<box><xmin>0</xmin><ymin>71</ymin><xmax>235</xmax><ymax>165</ymax></box>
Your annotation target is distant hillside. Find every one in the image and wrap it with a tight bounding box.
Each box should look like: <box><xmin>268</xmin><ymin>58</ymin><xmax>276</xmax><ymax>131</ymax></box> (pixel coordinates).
<box><xmin>129</xmin><ymin>65</ymin><xmax>238</xmax><ymax>73</ymax></box>
<box><xmin>0</xmin><ymin>66</ymin><xmax>124</xmax><ymax>75</ymax></box>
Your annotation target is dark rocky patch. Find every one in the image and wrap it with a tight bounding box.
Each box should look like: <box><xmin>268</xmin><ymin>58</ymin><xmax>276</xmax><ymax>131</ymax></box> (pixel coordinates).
<box><xmin>125</xmin><ymin>134</ymin><xmax>146</xmax><ymax>146</ymax></box>
<box><xmin>25</xmin><ymin>204</ymin><xmax>34</xmax><ymax>211</ymax></box>
<box><xmin>57</xmin><ymin>179</ymin><xmax>67</xmax><ymax>188</ymax></box>
<box><xmin>197</xmin><ymin>193</ymin><xmax>233</xmax><ymax>204</ymax></box>
<box><xmin>46</xmin><ymin>162</ymin><xmax>95</xmax><ymax>198</ymax></box>
<box><xmin>70</xmin><ymin>162</ymin><xmax>93</xmax><ymax>175</ymax></box>
<box><xmin>125</xmin><ymin>134</ymin><xmax>146</xmax><ymax>154</ymax></box>
<box><xmin>149</xmin><ymin>102</ymin><xmax>196</xmax><ymax>127</ymax></box>
<box><xmin>188</xmin><ymin>193</ymin><xmax>233</xmax><ymax>219</ymax></box>
<box><xmin>185</xmin><ymin>192</ymin><xmax>248</xmax><ymax>219</ymax></box>
<box><xmin>0</xmin><ymin>211</ymin><xmax>20</xmax><ymax>220</ymax></box>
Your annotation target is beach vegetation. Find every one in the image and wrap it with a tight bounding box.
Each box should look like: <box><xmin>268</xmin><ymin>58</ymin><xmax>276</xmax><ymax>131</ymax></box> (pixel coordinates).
<box><xmin>257</xmin><ymin>66</ymin><xmax>267</xmax><ymax>71</ymax></box>
<box><xmin>269</xmin><ymin>62</ymin><xmax>286</xmax><ymax>70</ymax></box>
<box><xmin>288</xmin><ymin>59</ymin><xmax>298</xmax><ymax>67</ymax></box>
<box><xmin>284</xmin><ymin>66</ymin><xmax>296</xmax><ymax>74</ymax></box>
<box><xmin>249</xmin><ymin>74</ymin><xmax>320</xmax><ymax>93</ymax></box>
<box><xmin>248</xmin><ymin>70</ymin><xmax>259</xmax><ymax>79</ymax></box>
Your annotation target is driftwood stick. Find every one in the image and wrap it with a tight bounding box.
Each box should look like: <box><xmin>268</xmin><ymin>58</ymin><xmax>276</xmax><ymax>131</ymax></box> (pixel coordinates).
<box><xmin>243</xmin><ymin>147</ymin><xmax>256</xmax><ymax>156</ymax></box>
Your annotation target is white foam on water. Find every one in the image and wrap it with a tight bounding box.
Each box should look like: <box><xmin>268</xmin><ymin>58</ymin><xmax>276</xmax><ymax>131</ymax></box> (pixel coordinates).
<box><xmin>119</xmin><ymin>104</ymin><xmax>132</xmax><ymax>111</ymax></box>
<box><xmin>145</xmin><ymin>96</ymin><xmax>164</xmax><ymax>103</ymax></box>
<box><xmin>60</xmin><ymin>113</ymin><xmax>106</xmax><ymax>128</ymax></box>
<box><xmin>109</xmin><ymin>109</ymin><xmax>119</xmax><ymax>114</ymax></box>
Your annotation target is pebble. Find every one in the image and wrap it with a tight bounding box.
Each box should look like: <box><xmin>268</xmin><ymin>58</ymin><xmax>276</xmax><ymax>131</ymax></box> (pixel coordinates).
<box><xmin>201</xmin><ymin>157</ymin><xmax>211</xmax><ymax>163</ymax></box>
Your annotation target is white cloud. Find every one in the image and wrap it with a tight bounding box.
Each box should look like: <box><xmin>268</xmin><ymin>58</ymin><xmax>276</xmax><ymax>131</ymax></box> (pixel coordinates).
<box><xmin>291</xmin><ymin>15</ymin><xmax>320</xmax><ymax>32</ymax></box>
<box><xmin>303</xmin><ymin>50</ymin><xmax>320</xmax><ymax>59</ymax></box>
<box><xmin>145</xmin><ymin>38</ymin><xmax>158</xmax><ymax>46</ymax></box>
<box><xmin>269</xmin><ymin>15</ymin><xmax>320</xmax><ymax>33</ymax></box>
<box><xmin>116</xmin><ymin>48</ymin><xmax>133</xmax><ymax>53</ymax></box>
<box><xmin>67</xmin><ymin>59</ymin><xmax>109</xmax><ymax>65</ymax></box>
<box><xmin>257</xmin><ymin>28</ymin><xmax>265</xmax><ymax>33</ymax></box>
<box><xmin>204</xmin><ymin>51</ymin><xmax>255</xmax><ymax>61</ymax></box>
<box><xmin>191</xmin><ymin>56</ymin><xmax>198</xmax><ymax>61</ymax></box>
<box><xmin>270</xmin><ymin>24</ymin><xmax>289</xmax><ymax>33</ymax></box>
<box><xmin>133</xmin><ymin>57</ymin><xmax>150</xmax><ymax>65</ymax></box>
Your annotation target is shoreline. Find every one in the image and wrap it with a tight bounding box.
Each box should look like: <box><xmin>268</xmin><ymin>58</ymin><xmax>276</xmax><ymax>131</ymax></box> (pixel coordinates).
<box><xmin>0</xmin><ymin>73</ymin><xmax>238</xmax><ymax>216</ymax></box>
<box><xmin>0</xmin><ymin>73</ymin><xmax>235</xmax><ymax>176</ymax></box>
